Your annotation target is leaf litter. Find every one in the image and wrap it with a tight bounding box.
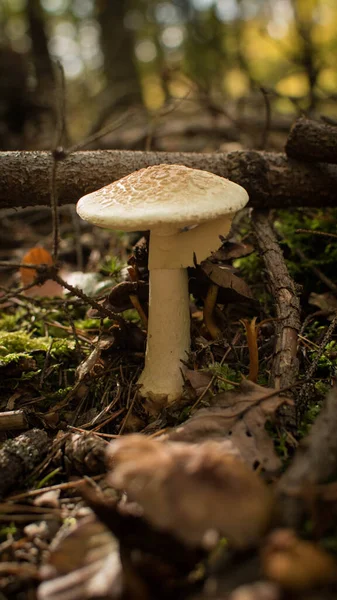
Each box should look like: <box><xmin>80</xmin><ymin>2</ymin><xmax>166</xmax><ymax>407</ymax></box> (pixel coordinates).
<box><xmin>2</xmin><ymin>214</ymin><xmax>337</xmax><ymax>600</ymax></box>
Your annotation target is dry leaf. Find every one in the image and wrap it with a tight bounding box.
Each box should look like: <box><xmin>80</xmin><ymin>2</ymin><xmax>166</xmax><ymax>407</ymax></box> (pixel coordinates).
<box><xmin>167</xmin><ymin>381</ymin><xmax>292</xmax><ymax>474</ymax></box>
<box><xmin>38</xmin><ymin>517</ymin><xmax>122</xmax><ymax>600</ymax></box>
<box><xmin>211</xmin><ymin>240</ymin><xmax>255</xmax><ymax>262</ymax></box>
<box><xmin>106</xmin><ymin>435</ymin><xmax>272</xmax><ymax>549</ymax></box>
<box><xmin>20</xmin><ymin>247</ymin><xmax>53</xmax><ymax>285</ymax></box>
<box><xmin>20</xmin><ymin>247</ymin><xmax>63</xmax><ymax>297</ymax></box>
<box><xmin>185</xmin><ymin>369</ymin><xmax>213</xmax><ymax>396</ymax></box>
<box><xmin>201</xmin><ymin>261</ymin><xmax>254</xmax><ymax>303</ymax></box>
<box><xmin>261</xmin><ymin>528</ymin><xmax>337</xmax><ymax>590</ymax></box>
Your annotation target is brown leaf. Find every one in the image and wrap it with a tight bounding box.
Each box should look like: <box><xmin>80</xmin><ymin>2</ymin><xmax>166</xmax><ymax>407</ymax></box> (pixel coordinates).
<box><xmin>261</xmin><ymin>529</ymin><xmax>337</xmax><ymax>590</ymax></box>
<box><xmin>38</xmin><ymin>516</ymin><xmax>122</xmax><ymax>600</ymax></box>
<box><xmin>107</xmin><ymin>281</ymin><xmax>149</xmax><ymax>312</ymax></box>
<box><xmin>20</xmin><ymin>247</ymin><xmax>53</xmax><ymax>285</ymax></box>
<box><xmin>20</xmin><ymin>247</ymin><xmax>64</xmax><ymax>297</ymax></box>
<box><xmin>106</xmin><ymin>435</ymin><xmax>272</xmax><ymax>550</ymax></box>
<box><xmin>211</xmin><ymin>241</ymin><xmax>255</xmax><ymax>262</ymax></box>
<box><xmin>167</xmin><ymin>381</ymin><xmax>292</xmax><ymax>474</ymax></box>
<box><xmin>185</xmin><ymin>369</ymin><xmax>213</xmax><ymax>396</ymax></box>
<box><xmin>201</xmin><ymin>261</ymin><xmax>254</xmax><ymax>303</ymax></box>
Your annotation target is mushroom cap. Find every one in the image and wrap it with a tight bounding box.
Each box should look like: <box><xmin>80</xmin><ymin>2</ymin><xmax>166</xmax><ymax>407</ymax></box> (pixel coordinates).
<box><xmin>76</xmin><ymin>164</ymin><xmax>248</xmax><ymax>231</ymax></box>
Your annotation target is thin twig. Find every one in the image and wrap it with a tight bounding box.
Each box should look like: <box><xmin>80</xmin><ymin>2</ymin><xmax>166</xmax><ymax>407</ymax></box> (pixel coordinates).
<box><xmin>7</xmin><ymin>475</ymin><xmax>103</xmax><ymax>502</ymax></box>
<box><xmin>296</xmin><ymin>229</ymin><xmax>337</xmax><ymax>240</ymax></box>
<box><xmin>259</xmin><ymin>86</ymin><xmax>272</xmax><ymax>149</ymax></box>
<box><xmin>50</xmin><ymin>62</ymin><xmax>67</xmax><ymax>261</ymax></box>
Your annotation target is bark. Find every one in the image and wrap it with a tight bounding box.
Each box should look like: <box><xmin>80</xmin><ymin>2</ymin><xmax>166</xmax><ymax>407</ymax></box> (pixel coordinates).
<box><xmin>1</xmin><ymin>149</ymin><xmax>337</xmax><ymax>209</ymax></box>
<box><xmin>96</xmin><ymin>0</ymin><xmax>141</xmax><ymax>110</ymax></box>
<box><xmin>252</xmin><ymin>210</ymin><xmax>301</xmax><ymax>424</ymax></box>
<box><xmin>286</xmin><ymin>117</ymin><xmax>337</xmax><ymax>164</ymax></box>
<box><xmin>25</xmin><ymin>0</ymin><xmax>58</xmax><ymax>149</ymax></box>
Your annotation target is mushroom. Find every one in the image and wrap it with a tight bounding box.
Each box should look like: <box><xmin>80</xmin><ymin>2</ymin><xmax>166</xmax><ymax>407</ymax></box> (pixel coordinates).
<box><xmin>76</xmin><ymin>164</ymin><xmax>248</xmax><ymax>407</ymax></box>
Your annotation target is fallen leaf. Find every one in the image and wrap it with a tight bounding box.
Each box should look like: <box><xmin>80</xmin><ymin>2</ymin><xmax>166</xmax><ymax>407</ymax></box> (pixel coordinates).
<box><xmin>106</xmin><ymin>435</ymin><xmax>272</xmax><ymax>549</ymax></box>
<box><xmin>107</xmin><ymin>280</ymin><xmax>149</xmax><ymax>312</ymax></box>
<box><xmin>20</xmin><ymin>247</ymin><xmax>64</xmax><ymax>297</ymax></box>
<box><xmin>201</xmin><ymin>261</ymin><xmax>254</xmax><ymax>302</ymax></box>
<box><xmin>189</xmin><ymin>263</ymin><xmax>256</xmax><ymax>307</ymax></box>
<box><xmin>261</xmin><ymin>529</ymin><xmax>337</xmax><ymax>590</ymax></box>
<box><xmin>38</xmin><ymin>516</ymin><xmax>122</xmax><ymax>600</ymax></box>
<box><xmin>211</xmin><ymin>240</ymin><xmax>255</xmax><ymax>262</ymax></box>
<box><xmin>185</xmin><ymin>369</ymin><xmax>213</xmax><ymax>396</ymax></box>
<box><xmin>167</xmin><ymin>380</ymin><xmax>292</xmax><ymax>474</ymax></box>
<box><xmin>20</xmin><ymin>247</ymin><xmax>53</xmax><ymax>285</ymax></box>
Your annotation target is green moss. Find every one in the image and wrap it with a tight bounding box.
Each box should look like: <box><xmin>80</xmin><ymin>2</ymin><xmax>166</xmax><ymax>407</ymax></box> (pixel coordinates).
<box><xmin>275</xmin><ymin>208</ymin><xmax>337</xmax><ymax>289</ymax></box>
<box><xmin>206</xmin><ymin>362</ymin><xmax>241</xmax><ymax>391</ymax></box>
<box><xmin>0</xmin><ymin>331</ymin><xmax>75</xmax><ymax>358</ymax></box>
<box><xmin>0</xmin><ymin>312</ymin><xmax>22</xmax><ymax>331</ymax></box>
<box><xmin>0</xmin><ymin>352</ymin><xmax>32</xmax><ymax>366</ymax></box>
<box><xmin>123</xmin><ymin>308</ymin><xmax>140</xmax><ymax>322</ymax></box>
<box><xmin>50</xmin><ymin>339</ymin><xmax>76</xmax><ymax>358</ymax></box>
<box><xmin>0</xmin><ymin>331</ymin><xmax>50</xmax><ymax>356</ymax></box>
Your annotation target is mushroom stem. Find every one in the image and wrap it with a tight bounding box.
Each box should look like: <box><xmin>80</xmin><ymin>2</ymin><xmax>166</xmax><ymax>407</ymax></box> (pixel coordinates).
<box><xmin>137</xmin><ymin>267</ymin><xmax>190</xmax><ymax>405</ymax></box>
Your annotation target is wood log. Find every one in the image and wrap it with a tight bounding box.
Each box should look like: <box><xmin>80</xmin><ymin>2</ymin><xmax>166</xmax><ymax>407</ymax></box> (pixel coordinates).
<box><xmin>286</xmin><ymin>117</ymin><xmax>337</xmax><ymax>164</ymax></box>
<box><xmin>1</xmin><ymin>149</ymin><xmax>337</xmax><ymax>209</ymax></box>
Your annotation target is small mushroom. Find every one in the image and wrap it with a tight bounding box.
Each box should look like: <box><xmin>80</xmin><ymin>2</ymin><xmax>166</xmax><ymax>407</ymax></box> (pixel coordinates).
<box><xmin>76</xmin><ymin>164</ymin><xmax>248</xmax><ymax>407</ymax></box>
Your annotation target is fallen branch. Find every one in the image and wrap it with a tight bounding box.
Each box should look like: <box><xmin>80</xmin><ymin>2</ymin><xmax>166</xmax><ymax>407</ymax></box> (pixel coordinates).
<box><xmin>286</xmin><ymin>117</ymin><xmax>337</xmax><ymax>164</ymax></box>
<box><xmin>0</xmin><ymin>410</ymin><xmax>28</xmax><ymax>431</ymax></box>
<box><xmin>1</xmin><ymin>149</ymin><xmax>337</xmax><ymax>208</ymax></box>
<box><xmin>252</xmin><ymin>210</ymin><xmax>301</xmax><ymax>423</ymax></box>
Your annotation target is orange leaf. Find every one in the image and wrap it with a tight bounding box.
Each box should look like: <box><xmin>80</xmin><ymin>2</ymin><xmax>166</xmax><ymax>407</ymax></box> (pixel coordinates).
<box><xmin>20</xmin><ymin>247</ymin><xmax>53</xmax><ymax>286</ymax></box>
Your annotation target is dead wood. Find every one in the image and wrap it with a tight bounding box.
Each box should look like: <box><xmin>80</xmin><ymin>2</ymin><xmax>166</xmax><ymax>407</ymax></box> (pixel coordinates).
<box><xmin>252</xmin><ymin>211</ymin><xmax>300</xmax><ymax>422</ymax></box>
<box><xmin>286</xmin><ymin>117</ymin><xmax>337</xmax><ymax>164</ymax></box>
<box><xmin>277</xmin><ymin>386</ymin><xmax>337</xmax><ymax>527</ymax></box>
<box><xmin>0</xmin><ymin>429</ymin><xmax>49</xmax><ymax>499</ymax></box>
<box><xmin>0</xmin><ymin>410</ymin><xmax>28</xmax><ymax>431</ymax></box>
<box><xmin>1</xmin><ymin>149</ymin><xmax>337</xmax><ymax>209</ymax></box>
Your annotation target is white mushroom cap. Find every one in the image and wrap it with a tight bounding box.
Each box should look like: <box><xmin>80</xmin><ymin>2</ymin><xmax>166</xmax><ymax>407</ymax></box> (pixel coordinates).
<box><xmin>76</xmin><ymin>164</ymin><xmax>248</xmax><ymax>232</ymax></box>
<box><xmin>76</xmin><ymin>164</ymin><xmax>249</xmax><ymax>408</ymax></box>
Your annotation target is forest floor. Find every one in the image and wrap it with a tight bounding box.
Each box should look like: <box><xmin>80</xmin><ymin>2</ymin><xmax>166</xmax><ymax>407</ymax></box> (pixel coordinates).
<box><xmin>1</xmin><ymin>193</ymin><xmax>337</xmax><ymax>600</ymax></box>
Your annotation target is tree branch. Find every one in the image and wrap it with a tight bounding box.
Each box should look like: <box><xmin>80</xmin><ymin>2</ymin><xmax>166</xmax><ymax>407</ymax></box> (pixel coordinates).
<box><xmin>252</xmin><ymin>210</ymin><xmax>301</xmax><ymax>424</ymax></box>
<box><xmin>1</xmin><ymin>149</ymin><xmax>337</xmax><ymax>209</ymax></box>
<box><xmin>286</xmin><ymin>117</ymin><xmax>337</xmax><ymax>164</ymax></box>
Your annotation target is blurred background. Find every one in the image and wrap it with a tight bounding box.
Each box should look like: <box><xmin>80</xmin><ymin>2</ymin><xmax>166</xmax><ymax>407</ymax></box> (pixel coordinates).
<box><xmin>0</xmin><ymin>0</ymin><xmax>336</xmax><ymax>152</ymax></box>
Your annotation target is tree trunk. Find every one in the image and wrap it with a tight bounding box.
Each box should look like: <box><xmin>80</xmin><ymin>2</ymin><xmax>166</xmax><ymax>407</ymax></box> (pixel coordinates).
<box><xmin>25</xmin><ymin>0</ymin><xmax>58</xmax><ymax>150</ymax></box>
<box><xmin>96</xmin><ymin>0</ymin><xmax>141</xmax><ymax>110</ymax></box>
